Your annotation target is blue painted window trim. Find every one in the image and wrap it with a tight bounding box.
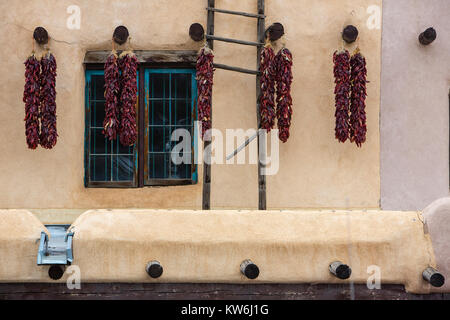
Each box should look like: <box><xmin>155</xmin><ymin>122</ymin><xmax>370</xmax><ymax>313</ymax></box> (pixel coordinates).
<box><xmin>84</xmin><ymin>68</ymin><xmax>198</xmax><ymax>188</ymax></box>
<box><xmin>144</xmin><ymin>68</ymin><xmax>198</xmax><ymax>185</ymax></box>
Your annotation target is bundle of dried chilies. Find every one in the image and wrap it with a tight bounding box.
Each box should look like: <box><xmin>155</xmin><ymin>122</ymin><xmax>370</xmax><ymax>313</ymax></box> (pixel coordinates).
<box><xmin>196</xmin><ymin>46</ymin><xmax>214</xmax><ymax>140</ymax></box>
<box><xmin>23</xmin><ymin>54</ymin><xmax>41</xmax><ymax>149</ymax></box>
<box><xmin>103</xmin><ymin>50</ymin><xmax>120</xmax><ymax>141</ymax></box>
<box><xmin>333</xmin><ymin>50</ymin><xmax>351</xmax><ymax>143</ymax></box>
<box><xmin>118</xmin><ymin>51</ymin><xmax>138</xmax><ymax>146</ymax></box>
<box><xmin>259</xmin><ymin>43</ymin><xmax>276</xmax><ymax>132</ymax></box>
<box><xmin>274</xmin><ymin>48</ymin><xmax>293</xmax><ymax>143</ymax></box>
<box><xmin>349</xmin><ymin>50</ymin><xmax>367</xmax><ymax>147</ymax></box>
<box><xmin>39</xmin><ymin>51</ymin><xmax>58</xmax><ymax>149</ymax></box>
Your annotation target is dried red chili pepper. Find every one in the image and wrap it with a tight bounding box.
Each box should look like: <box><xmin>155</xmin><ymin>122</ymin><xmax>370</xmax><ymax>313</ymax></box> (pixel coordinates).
<box><xmin>333</xmin><ymin>50</ymin><xmax>351</xmax><ymax>143</ymax></box>
<box><xmin>349</xmin><ymin>51</ymin><xmax>367</xmax><ymax>147</ymax></box>
<box><xmin>103</xmin><ymin>50</ymin><xmax>120</xmax><ymax>141</ymax></box>
<box><xmin>259</xmin><ymin>44</ymin><xmax>276</xmax><ymax>132</ymax></box>
<box><xmin>196</xmin><ymin>46</ymin><xmax>214</xmax><ymax>140</ymax></box>
<box><xmin>274</xmin><ymin>47</ymin><xmax>293</xmax><ymax>143</ymax></box>
<box><xmin>39</xmin><ymin>52</ymin><xmax>58</xmax><ymax>149</ymax></box>
<box><xmin>23</xmin><ymin>54</ymin><xmax>41</xmax><ymax>149</ymax></box>
<box><xmin>118</xmin><ymin>51</ymin><xmax>138</xmax><ymax>146</ymax></box>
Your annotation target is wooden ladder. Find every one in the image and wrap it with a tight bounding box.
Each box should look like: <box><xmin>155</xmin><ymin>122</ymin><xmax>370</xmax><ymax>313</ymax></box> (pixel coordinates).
<box><xmin>203</xmin><ymin>0</ymin><xmax>267</xmax><ymax>210</ymax></box>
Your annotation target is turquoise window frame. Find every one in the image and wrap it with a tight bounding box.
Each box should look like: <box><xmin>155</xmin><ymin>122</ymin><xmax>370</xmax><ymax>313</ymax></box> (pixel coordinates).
<box><xmin>144</xmin><ymin>68</ymin><xmax>198</xmax><ymax>186</ymax></box>
<box><xmin>84</xmin><ymin>67</ymin><xmax>197</xmax><ymax>188</ymax></box>
<box><xmin>84</xmin><ymin>70</ymin><xmax>139</xmax><ymax>188</ymax></box>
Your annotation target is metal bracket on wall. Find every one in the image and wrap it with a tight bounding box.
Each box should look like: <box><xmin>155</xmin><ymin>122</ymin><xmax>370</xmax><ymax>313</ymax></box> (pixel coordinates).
<box><xmin>37</xmin><ymin>225</ymin><xmax>74</xmax><ymax>266</ymax></box>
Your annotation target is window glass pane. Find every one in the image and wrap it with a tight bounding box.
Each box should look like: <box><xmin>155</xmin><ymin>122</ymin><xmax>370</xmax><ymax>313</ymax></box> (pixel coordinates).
<box><xmin>172</xmin><ymin>99</ymin><xmax>190</xmax><ymax>126</ymax></box>
<box><xmin>114</xmin><ymin>139</ymin><xmax>134</xmax><ymax>155</ymax></box>
<box><xmin>112</xmin><ymin>155</ymin><xmax>134</xmax><ymax>181</ymax></box>
<box><xmin>86</xmin><ymin>71</ymin><xmax>135</xmax><ymax>185</ymax></box>
<box><xmin>91</xmin><ymin>102</ymin><xmax>106</xmax><ymax>128</ymax></box>
<box><xmin>146</xmin><ymin>70</ymin><xmax>195</xmax><ymax>183</ymax></box>
<box><xmin>151</xmin><ymin>100</ymin><xmax>169</xmax><ymax>126</ymax></box>
<box><xmin>149</xmin><ymin>127</ymin><xmax>171</xmax><ymax>153</ymax></box>
<box><xmin>171</xmin><ymin>74</ymin><xmax>191</xmax><ymax>99</ymax></box>
<box><xmin>92</xmin><ymin>75</ymin><xmax>106</xmax><ymax>100</ymax></box>
<box><xmin>148</xmin><ymin>153</ymin><xmax>169</xmax><ymax>179</ymax></box>
<box><xmin>90</xmin><ymin>128</ymin><xmax>109</xmax><ymax>154</ymax></box>
<box><xmin>150</xmin><ymin>74</ymin><xmax>170</xmax><ymax>99</ymax></box>
<box><xmin>90</xmin><ymin>155</ymin><xmax>109</xmax><ymax>182</ymax></box>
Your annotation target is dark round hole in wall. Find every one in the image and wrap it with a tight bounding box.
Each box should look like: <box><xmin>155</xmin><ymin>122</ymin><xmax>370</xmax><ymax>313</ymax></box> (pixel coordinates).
<box><xmin>430</xmin><ymin>273</ymin><xmax>445</xmax><ymax>288</ymax></box>
<box><xmin>419</xmin><ymin>27</ymin><xmax>437</xmax><ymax>45</ymax></box>
<box><xmin>33</xmin><ymin>27</ymin><xmax>49</xmax><ymax>45</ymax></box>
<box><xmin>244</xmin><ymin>263</ymin><xmax>260</xmax><ymax>280</ymax></box>
<box><xmin>266</xmin><ymin>22</ymin><xmax>285</xmax><ymax>42</ymax></box>
<box><xmin>342</xmin><ymin>25</ymin><xmax>359</xmax><ymax>44</ymax></box>
<box><xmin>189</xmin><ymin>23</ymin><xmax>205</xmax><ymax>42</ymax></box>
<box><xmin>48</xmin><ymin>265</ymin><xmax>65</xmax><ymax>280</ymax></box>
<box><xmin>335</xmin><ymin>264</ymin><xmax>352</xmax><ymax>280</ymax></box>
<box><xmin>146</xmin><ymin>261</ymin><xmax>163</xmax><ymax>279</ymax></box>
<box><xmin>113</xmin><ymin>26</ymin><xmax>129</xmax><ymax>45</ymax></box>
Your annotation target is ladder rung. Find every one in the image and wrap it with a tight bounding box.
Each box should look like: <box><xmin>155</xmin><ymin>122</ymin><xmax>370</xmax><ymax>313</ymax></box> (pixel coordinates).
<box><xmin>206</xmin><ymin>35</ymin><xmax>263</xmax><ymax>47</ymax></box>
<box><xmin>206</xmin><ymin>7</ymin><xmax>265</xmax><ymax>19</ymax></box>
<box><xmin>214</xmin><ymin>63</ymin><xmax>260</xmax><ymax>75</ymax></box>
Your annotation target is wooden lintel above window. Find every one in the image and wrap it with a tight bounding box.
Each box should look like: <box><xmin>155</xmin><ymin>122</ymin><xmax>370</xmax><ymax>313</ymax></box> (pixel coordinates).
<box><xmin>83</xmin><ymin>50</ymin><xmax>198</xmax><ymax>64</ymax></box>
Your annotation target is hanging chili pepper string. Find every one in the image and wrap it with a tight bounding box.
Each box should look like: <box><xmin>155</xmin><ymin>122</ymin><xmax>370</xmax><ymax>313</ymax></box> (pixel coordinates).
<box><xmin>274</xmin><ymin>47</ymin><xmax>293</xmax><ymax>143</ymax></box>
<box><xmin>196</xmin><ymin>45</ymin><xmax>214</xmax><ymax>140</ymax></box>
<box><xmin>259</xmin><ymin>41</ymin><xmax>276</xmax><ymax>132</ymax></box>
<box><xmin>103</xmin><ymin>47</ymin><xmax>120</xmax><ymax>141</ymax></box>
<box><xmin>39</xmin><ymin>50</ymin><xmax>58</xmax><ymax>149</ymax></box>
<box><xmin>349</xmin><ymin>48</ymin><xmax>367</xmax><ymax>147</ymax></box>
<box><xmin>333</xmin><ymin>49</ymin><xmax>351</xmax><ymax>143</ymax></box>
<box><xmin>23</xmin><ymin>51</ymin><xmax>41</xmax><ymax>149</ymax></box>
<box><xmin>118</xmin><ymin>50</ymin><xmax>138</xmax><ymax>146</ymax></box>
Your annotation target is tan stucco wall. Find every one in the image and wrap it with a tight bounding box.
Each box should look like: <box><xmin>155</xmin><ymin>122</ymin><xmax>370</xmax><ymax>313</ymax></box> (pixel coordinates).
<box><xmin>380</xmin><ymin>0</ymin><xmax>450</xmax><ymax>210</ymax></box>
<box><xmin>0</xmin><ymin>0</ymin><xmax>381</xmax><ymax>210</ymax></box>
<box><xmin>0</xmin><ymin>209</ymin><xmax>438</xmax><ymax>294</ymax></box>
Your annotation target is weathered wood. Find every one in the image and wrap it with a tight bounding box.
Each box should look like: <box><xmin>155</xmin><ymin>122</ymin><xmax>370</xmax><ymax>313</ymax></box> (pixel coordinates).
<box><xmin>0</xmin><ymin>283</ymin><xmax>447</xmax><ymax>300</ymax></box>
<box><xmin>138</xmin><ymin>65</ymin><xmax>145</xmax><ymax>187</ymax></box>
<box><xmin>189</xmin><ymin>23</ymin><xmax>205</xmax><ymax>41</ymax></box>
<box><xmin>205</xmin><ymin>35</ymin><xmax>263</xmax><ymax>47</ymax></box>
<box><xmin>419</xmin><ymin>27</ymin><xmax>437</xmax><ymax>45</ymax></box>
<box><xmin>203</xmin><ymin>0</ymin><xmax>215</xmax><ymax>210</ymax></box>
<box><xmin>342</xmin><ymin>25</ymin><xmax>359</xmax><ymax>44</ymax></box>
<box><xmin>257</xmin><ymin>0</ymin><xmax>267</xmax><ymax>210</ymax></box>
<box><xmin>84</xmin><ymin>50</ymin><xmax>198</xmax><ymax>64</ymax></box>
<box><xmin>33</xmin><ymin>27</ymin><xmax>48</xmax><ymax>45</ymax></box>
<box><xmin>206</xmin><ymin>7</ymin><xmax>265</xmax><ymax>19</ymax></box>
<box><xmin>113</xmin><ymin>26</ymin><xmax>129</xmax><ymax>45</ymax></box>
<box><xmin>213</xmin><ymin>63</ymin><xmax>260</xmax><ymax>75</ymax></box>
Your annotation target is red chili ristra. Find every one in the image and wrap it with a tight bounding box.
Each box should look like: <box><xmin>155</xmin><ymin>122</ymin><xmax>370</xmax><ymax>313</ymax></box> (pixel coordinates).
<box><xmin>274</xmin><ymin>47</ymin><xmax>293</xmax><ymax>143</ymax></box>
<box><xmin>333</xmin><ymin>50</ymin><xmax>351</xmax><ymax>143</ymax></box>
<box><xmin>196</xmin><ymin>46</ymin><xmax>214</xmax><ymax>140</ymax></box>
<box><xmin>259</xmin><ymin>45</ymin><xmax>276</xmax><ymax>132</ymax></box>
<box><xmin>39</xmin><ymin>52</ymin><xmax>58</xmax><ymax>149</ymax></box>
<box><xmin>349</xmin><ymin>51</ymin><xmax>367</xmax><ymax>147</ymax></box>
<box><xmin>118</xmin><ymin>51</ymin><xmax>138</xmax><ymax>146</ymax></box>
<box><xmin>23</xmin><ymin>54</ymin><xmax>41</xmax><ymax>149</ymax></box>
<box><xmin>103</xmin><ymin>51</ymin><xmax>120</xmax><ymax>141</ymax></box>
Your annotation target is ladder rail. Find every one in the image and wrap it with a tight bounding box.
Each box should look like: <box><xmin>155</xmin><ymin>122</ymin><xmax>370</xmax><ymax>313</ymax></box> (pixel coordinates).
<box><xmin>202</xmin><ymin>0</ymin><xmax>267</xmax><ymax>210</ymax></box>
<box><xmin>206</xmin><ymin>7</ymin><xmax>266</xmax><ymax>19</ymax></box>
<box><xmin>205</xmin><ymin>35</ymin><xmax>264</xmax><ymax>47</ymax></box>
